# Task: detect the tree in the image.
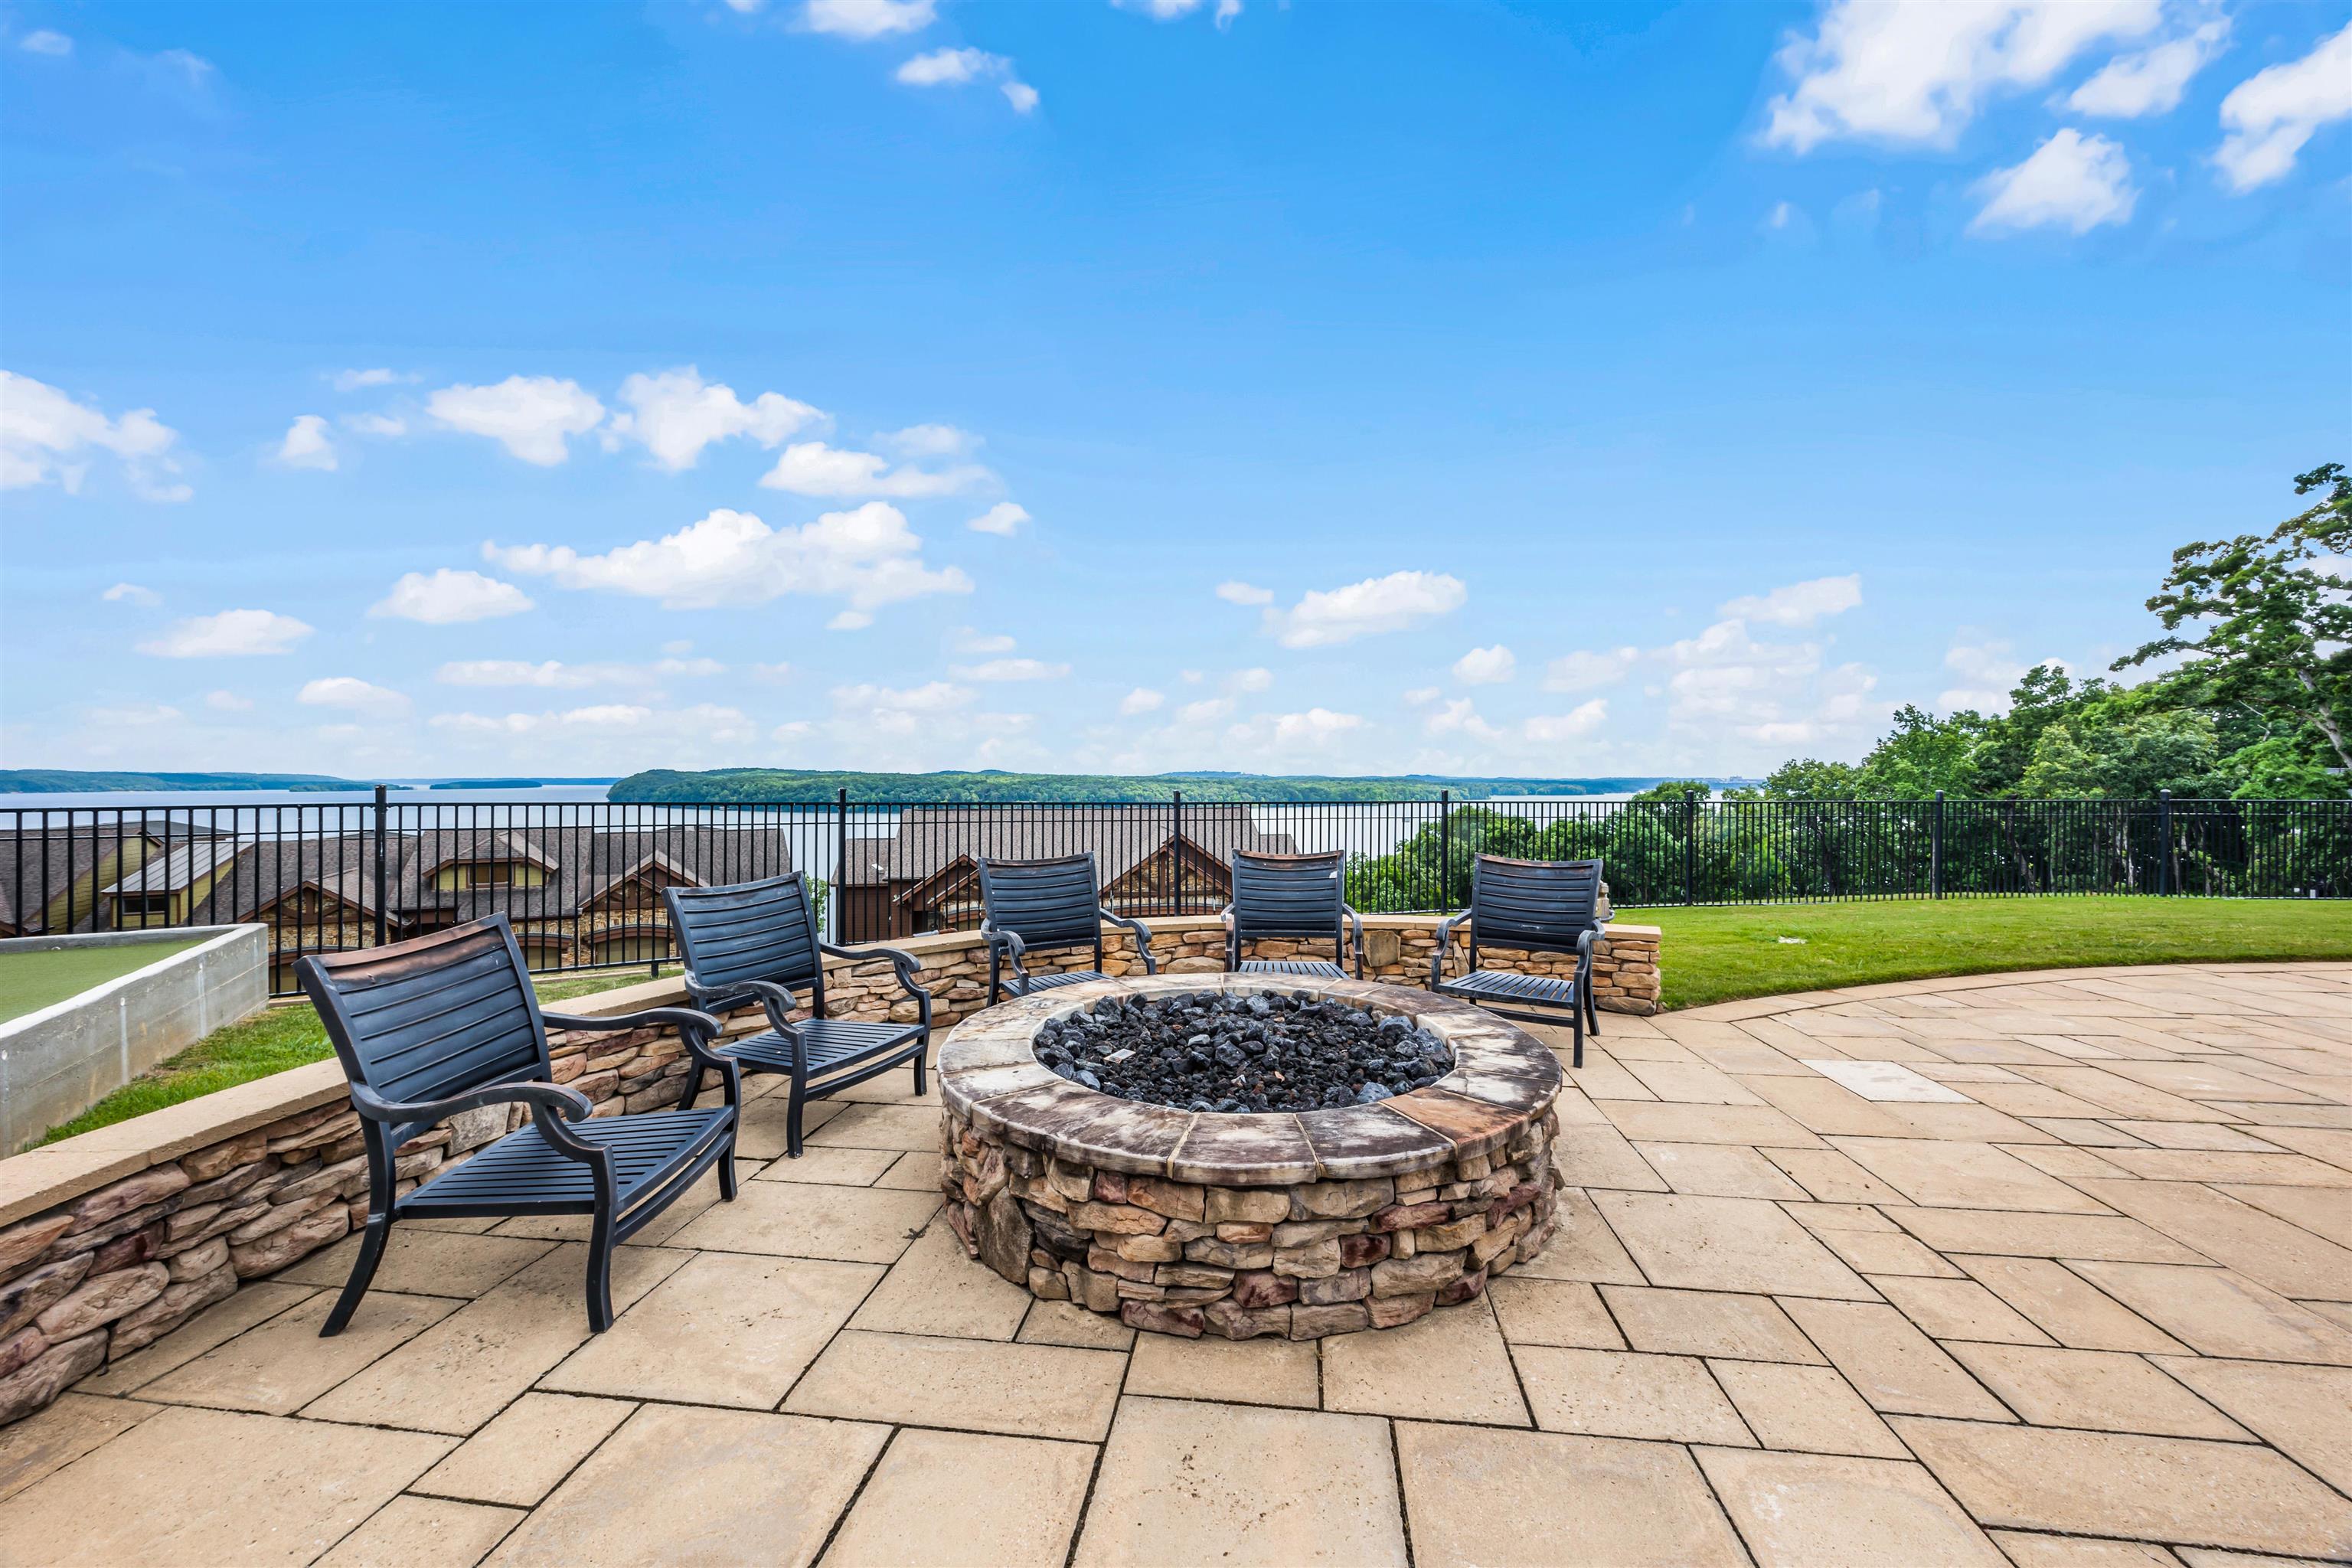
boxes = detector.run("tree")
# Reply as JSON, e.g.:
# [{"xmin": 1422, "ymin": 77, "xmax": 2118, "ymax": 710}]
[
  {"xmin": 2116, "ymin": 463, "xmax": 2352, "ymax": 776},
  {"xmin": 1758, "ymin": 758, "xmax": 1862, "ymax": 799},
  {"xmin": 2019, "ymin": 710, "xmax": 2222, "ymax": 799},
  {"xmin": 1857, "ymin": 704, "xmax": 1983, "ymax": 799}
]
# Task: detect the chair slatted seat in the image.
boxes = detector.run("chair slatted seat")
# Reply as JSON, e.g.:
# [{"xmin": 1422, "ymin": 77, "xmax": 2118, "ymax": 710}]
[
  {"xmin": 298, "ymin": 914, "xmax": 739, "ymax": 1336},
  {"xmin": 666, "ymin": 873, "xmax": 933, "ymax": 1158},
  {"xmin": 1431, "ymin": 855, "xmax": 1606, "ymax": 1067},
  {"xmin": 978, "ymin": 854, "xmax": 1156, "ymax": 1004},
  {"xmin": 1223, "ymin": 849, "xmax": 1361, "ymax": 982}
]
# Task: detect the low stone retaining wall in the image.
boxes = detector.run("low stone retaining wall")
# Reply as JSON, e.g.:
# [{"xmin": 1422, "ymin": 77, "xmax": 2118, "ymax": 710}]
[{"xmin": 0, "ymin": 913, "xmax": 1653, "ymax": 1426}]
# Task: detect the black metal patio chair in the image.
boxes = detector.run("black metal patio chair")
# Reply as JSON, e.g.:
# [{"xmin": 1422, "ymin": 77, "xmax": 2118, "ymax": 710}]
[
  {"xmin": 296, "ymin": 913, "xmax": 740, "ymax": 1336},
  {"xmin": 1430, "ymin": 854, "xmax": 1606, "ymax": 1067},
  {"xmin": 1220, "ymin": 848, "xmax": 1363, "ymax": 980},
  {"xmin": 664, "ymin": 871, "xmax": 932, "ymax": 1159},
  {"xmin": 978, "ymin": 852, "xmax": 1157, "ymax": 1004}
]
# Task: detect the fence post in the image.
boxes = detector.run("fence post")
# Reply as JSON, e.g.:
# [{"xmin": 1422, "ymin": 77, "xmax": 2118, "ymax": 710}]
[
  {"xmin": 1439, "ymin": 789, "xmax": 1452, "ymax": 910},
  {"xmin": 1932, "ymin": 790, "xmax": 1945, "ymax": 900},
  {"xmin": 1684, "ymin": 790, "xmax": 1698, "ymax": 906},
  {"xmin": 2158, "ymin": 789, "xmax": 2171, "ymax": 897},
  {"xmin": 835, "ymin": 788, "xmax": 849, "ymax": 942},
  {"xmin": 371, "ymin": 784, "xmax": 388, "ymax": 949},
  {"xmin": 1171, "ymin": 789, "xmax": 1184, "ymax": 916}
]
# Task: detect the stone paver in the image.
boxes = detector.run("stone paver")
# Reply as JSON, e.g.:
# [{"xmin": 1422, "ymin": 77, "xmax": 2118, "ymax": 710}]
[{"xmin": 11, "ymin": 962, "xmax": 2352, "ymax": 1566}]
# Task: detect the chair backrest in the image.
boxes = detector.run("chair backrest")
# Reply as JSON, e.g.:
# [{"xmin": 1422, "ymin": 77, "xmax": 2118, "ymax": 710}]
[
  {"xmin": 296, "ymin": 915, "xmax": 550, "ymax": 1144},
  {"xmin": 978, "ymin": 853, "xmax": 1103, "ymax": 956},
  {"xmin": 1469, "ymin": 854, "xmax": 1605, "ymax": 959},
  {"xmin": 1230, "ymin": 850, "xmax": 1347, "ymax": 952},
  {"xmin": 664, "ymin": 872, "xmax": 824, "ymax": 1009}
]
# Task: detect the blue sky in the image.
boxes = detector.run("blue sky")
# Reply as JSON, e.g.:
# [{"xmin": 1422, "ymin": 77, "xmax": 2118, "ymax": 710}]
[{"xmin": 3, "ymin": 0, "xmax": 2348, "ymax": 782}]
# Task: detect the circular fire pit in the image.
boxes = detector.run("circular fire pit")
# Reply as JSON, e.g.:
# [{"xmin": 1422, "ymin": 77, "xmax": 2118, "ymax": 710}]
[{"xmin": 938, "ymin": 974, "xmax": 1564, "ymax": 1341}]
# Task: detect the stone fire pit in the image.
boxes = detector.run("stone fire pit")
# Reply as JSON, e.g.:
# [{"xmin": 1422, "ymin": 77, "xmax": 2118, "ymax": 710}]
[{"xmin": 938, "ymin": 974, "xmax": 1563, "ymax": 1341}]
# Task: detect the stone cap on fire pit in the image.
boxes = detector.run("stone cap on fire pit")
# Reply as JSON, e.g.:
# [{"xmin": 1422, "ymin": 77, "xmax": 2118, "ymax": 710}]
[{"xmin": 938, "ymin": 974, "xmax": 1563, "ymax": 1185}]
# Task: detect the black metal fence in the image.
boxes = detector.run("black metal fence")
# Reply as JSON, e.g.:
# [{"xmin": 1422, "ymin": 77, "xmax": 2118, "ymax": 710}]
[{"xmin": 2, "ymin": 790, "xmax": 2341, "ymax": 996}]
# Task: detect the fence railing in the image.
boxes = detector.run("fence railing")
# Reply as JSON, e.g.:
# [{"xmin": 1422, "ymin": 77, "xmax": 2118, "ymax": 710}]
[{"xmin": 2, "ymin": 789, "xmax": 2341, "ymax": 995}]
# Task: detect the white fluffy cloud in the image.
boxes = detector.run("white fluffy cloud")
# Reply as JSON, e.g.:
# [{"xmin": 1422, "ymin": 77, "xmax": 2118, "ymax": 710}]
[
  {"xmin": 1718, "ymin": 573, "xmax": 1863, "ymax": 628},
  {"xmin": 434, "ymin": 656, "xmax": 724, "ymax": 689},
  {"xmin": 1259, "ymin": 571, "xmax": 1466, "ymax": 648},
  {"xmin": 2069, "ymin": 18, "xmax": 2229, "ymax": 117},
  {"xmin": 952, "ymin": 657, "xmax": 1071, "ymax": 681},
  {"xmin": 1453, "ymin": 645, "xmax": 1515, "ymax": 685},
  {"xmin": 369, "ymin": 568, "xmax": 535, "ymax": 625},
  {"xmin": 426, "ymin": 375, "xmax": 605, "ymax": 465},
  {"xmin": 1216, "ymin": 581, "xmax": 1274, "ymax": 606},
  {"xmin": 102, "ymin": 583, "xmax": 162, "ymax": 607},
  {"xmin": 343, "ymin": 412, "xmax": 408, "ymax": 438},
  {"xmin": 1762, "ymin": 0, "xmax": 2160, "ymax": 151},
  {"xmin": 1524, "ymin": 700, "xmax": 1610, "ymax": 745},
  {"xmin": 602, "ymin": 366, "xmax": 822, "ymax": 471},
  {"xmin": 1544, "ymin": 647, "xmax": 1638, "ymax": 692},
  {"xmin": 894, "ymin": 47, "xmax": 1038, "ymax": 111},
  {"xmin": 1120, "ymin": 688, "xmax": 1165, "ymax": 715},
  {"xmin": 299, "ymin": 677, "xmax": 410, "ymax": 716},
  {"xmin": 880, "ymin": 423, "xmax": 978, "ymax": 458},
  {"xmin": 18, "ymin": 31, "xmax": 70, "ymax": 55},
  {"xmin": 759, "ymin": 440, "xmax": 992, "ymax": 498},
  {"xmin": 1226, "ymin": 707, "xmax": 1366, "ymax": 753},
  {"xmin": 430, "ymin": 701, "xmax": 763, "ymax": 771},
  {"xmin": 1426, "ymin": 698, "xmax": 1504, "ymax": 743},
  {"xmin": 2215, "ymin": 20, "xmax": 2352, "ymax": 191},
  {"xmin": 487, "ymin": 503, "xmax": 972, "ymax": 619},
  {"xmin": 137, "ymin": 609, "xmax": 314, "ymax": 658},
  {"xmin": 1971, "ymin": 129, "xmax": 2137, "ymax": 234},
  {"xmin": 332, "ymin": 368, "xmax": 407, "ymax": 391},
  {"xmin": 205, "ymin": 690, "xmax": 253, "ymax": 711},
  {"xmin": 1, "ymin": 371, "xmax": 190, "ymax": 500},
  {"xmin": 803, "ymin": 0, "xmax": 935, "ymax": 38},
  {"xmin": 1115, "ymin": 0, "xmax": 1240, "ymax": 22},
  {"xmin": 278, "ymin": 414, "xmax": 337, "ymax": 471},
  {"xmin": 968, "ymin": 501, "xmax": 1029, "ymax": 535}
]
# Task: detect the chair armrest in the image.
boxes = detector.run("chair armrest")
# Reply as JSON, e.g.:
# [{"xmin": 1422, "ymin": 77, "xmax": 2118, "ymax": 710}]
[
  {"xmin": 1102, "ymin": 909, "xmax": 1156, "ymax": 974},
  {"xmin": 821, "ymin": 941, "xmax": 934, "ymax": 1034},
  {"xmin": 980, "ymin": 923, "xmax": 1031, "ymax": 984},
  {"xmin": 1429, "ymin": 913, "xmax": 1468, "ymax": 986},
  {"xmin": 348, "ymin": 1078, "xmax": 592, "ymax": 1129},
  {"xmin": 1342, "ymin": 903, "xmax": 1366, "ymax": 978},
  {"xmin": 541, "ymin": 1005, "xmax": 740, "ymax": 1102}
]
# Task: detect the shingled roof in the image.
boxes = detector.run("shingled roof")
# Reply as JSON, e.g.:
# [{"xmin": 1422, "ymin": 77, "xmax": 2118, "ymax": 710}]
[{"xmin": 838, "ymin": 804, "xmax": 1294, "ymax": 889}]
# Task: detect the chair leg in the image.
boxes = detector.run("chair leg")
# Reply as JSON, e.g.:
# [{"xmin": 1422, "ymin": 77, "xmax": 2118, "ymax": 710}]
[
  {"xmin": 1587, "ymin": 986, "xmax": 1602, "ymax": 1037},
  {"xmin": 717, "ymin": 1147, "xmax": 739, "ymax": 1201},
  {"xmin": 321, "ymin": 1210, "xmax": 392, "ymax": 1338},
  {"xmin": 786, "ymin": 1081, "xmax": 806, "ymax": 1159},
  {"xmin": 911, "ymin": 1042, "xmax": 928, "ymax": 1097},
  {"xmin": 585, "ymin": 1210, "xmax": 617, "ymax": 1332},
  {"xmin": 1570, "ymin": 1004, "xmax": 1586, "ymax": 1070}
]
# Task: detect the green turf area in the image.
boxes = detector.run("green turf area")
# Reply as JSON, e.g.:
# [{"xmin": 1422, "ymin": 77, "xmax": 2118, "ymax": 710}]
[
  {"xmin": 1636, "ymin": 897, "xmax": 2352, "ymax": 1011},
  {"xmin": 0, "ymin": 938, "xmax": 207, "ymax": 1024},
  {"xmin": 36, "ymin": 965, "xmax": 680, "ymax": 1145}
]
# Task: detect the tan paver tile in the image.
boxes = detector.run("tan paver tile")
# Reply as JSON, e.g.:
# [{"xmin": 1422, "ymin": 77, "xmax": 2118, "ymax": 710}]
[
  {"xmin": 2216, "ymin": 1182, "xmax": 2352, "ymax": 1248},
  {"xmin": 1784, "ymin": 1200, "xmax": 1901, "ymax": 1233},
  {"xmin": 1018, "ymin": 1299, "xmax": 1135, "ymax": 1349},
  {"xmin": 1870, "ymin": 1276, "xmax": 2056, "ymax": 1344},
  {"xmin": 1553, "ymin": 1122, "xmax": 1671, "ymax": 1191},
  {"xmin": 1746, "ymin": 1074, "xmax": 1919, "ymax": 1137},
  {"xmin": 138, "ymin": 1288, "xmax": 459, "ymax": 1416},
  {"xmin": 1877, "ymin": 1103, "xmax": 2064, "ymax": 1145},
  {"xmin": 1695, "ymin": 1446, "xmax": 2008, "ymax": 1568},
  {"xmin": 1817, "ymin": 1229, "xmax": 1967, "ymax": 1277},
  {"xmin": 1888, "ymin": 1208, "xmax": 2207, "ymax": 1264},
  {"xmin": 874, "ymin": 1149, "xmax": 949, "ymax": 1190},
  {"xmin": 1562, "ymin": 1047, "xmax": 1661, "ymax": 1101},
  {"xmin": 1488, "ymin": 1277, "xmax": 1625, "ymax": 1348},
  {"xmin": 1511, "ymin": 1346, "xmax": 1753, "ymax": 1444},
  {"xmin": 1396, "ymin": 1422, "xmax": 1748, "ymax": 1568},
  {"xmin": 1961, "ymin": 1083, "xmax": 2115, "ymax": 1119},
  {"xmin": 315, "ymin": 1495, "xmax": 522, "ymax": 1568},
  {"xmin": 0, "ymin": 1392, "xmax": 160, "ymax": 1504},
  {"xmin": 2108, "ymin": 1121, "xmax": 2285, "ymax": 1152},
  {"xmin": 1942, "ymin": 1343, "xmax": 2246, "ymax": 1439},
  {"xmin": 1708, "ymin": 1359, "xmax": 1908, "ymax": 1458},
  {"xmin": 485, "ymin": 1404, "xmax": 886, "ymax": 1568},
  {"xmin": 667, "ymin": 1180, "xmax": 941, "ymax": 1264},
  {"xmin": 1778, "ymin": 1299, "xmax": 2014, "ymax": 1420},
  {"xmin": 1073, "ymin": 1396, "xmax": 1406, "ymax": 1568},
  {"xmin": 2174, "ymin": 1551, "xmax": 2340, "ymax": 1568},
  {"xmin": 1987, "ymin": 1530, "xmax": 2182, "ymax": 1566},
  {"xmin": 2101, "ymin": 1150, "xmax": 2352, "ymax": 1187},
  {"xmin": 1591, "ymin": 1191, "xmax": 1877, "ymax": 1299},
  {"xmin": 2004, "ymin": 1143, "xmax": 2137, "ymax": 1182},
  {"xmin": 0, "ymin": 1405, "xmax": 452, "ymax": 1568},
  {"xmin": 2151, "ymin": 1357, "xmax": 2352, "ymax": 1494},
  {"xmin": 1323, "ymin": 1299, "xmax": 1529, "ymax": 1426},
  {"xmin": 74, "ymin": 1279, "xmax": 314, "ymax": 1395},
  {"xmin": 1593, "ymin": 1100, "xmax": 1824, "ymax": 1147},
  {"xmin": 846, "ymin": 1220, "xmax": 1031, "ymax": 1340},
  {"xmin": 2072, "ymin": 1180, "xmax": 2352, "ymax": 1299},
  {"xmin": 279, "ymin": 1230, "xmax": 556, "ymax": 1298},
  {"xmin": 1622, "ymin": 1059, "xmax": 1766, "ymax": 1105},
  {"xmin": 1505, "ymin": 1187, "xmax": 1646, "ymax": 1285},
  {"xmin": 1760, "ymin": 1147, "xmax": 1910, "ymax": 1204},
  {"xmin": 804, "ymin": 1102, "xmax": 944, "ymax": 1151},
  {"xmin": 2244, "ymin": 1123, "xmax": 2352, "ymax": 1171},
  {"xmin": 541, "ymin": 1251, "xmax": 877, "ymax": 1407},
  {"xmin": 1125, "ymin": 1331, "xmax": 1319, "ymax": 1407},
  {"xmin": 1600, "ymin": 1285, "xmax": 1825, "ymax": 1362},
  {"xmin": 787, "ymin": 1328, "xmax": 1125, "ymax": 1441},
  {"xmin": 301, "ymin": 1243, "xmax": 689, "ymax": 1435},
  {"xmin": 1827, "ymin": 1137, "xmax": 2110, "ymax": 1214},
  {"xmin": 2099, "ymin": 1060, "xmax": 2326, "ymax": 1103},
  {"xmin": 749, "ymin": 1145, "xmax": 900, "ymax": 1185},
  {"xmin": 415, "ymin": 1391, "xmax": 636, "ymax": 1508},
  {"xmin": 1893, "ymin": 1415, "xmax": 2352, "ymax": 1559},
  {"xmin": 1952, "ymin": 1256, "xmax": 2188, "ymax": 1353},
  {"xmin": 2013, "ymin": 1067, "xmax": 2218, "ymax": 1122},
  {"xmin": 2027, "ymin": 1119, "xmax": 2158, "ymax": 1148},
  {"xmin": 822, "ymin": 1429, "xmax": 1093, "ymax": 1568},
  {"xmin": 1632, "ymin": 1141, "xmax": 1808, "ymax": 1199},
  {"xmin": 2066, "ymin": 1263, "xmax": 2352, "ymax": 1365}
]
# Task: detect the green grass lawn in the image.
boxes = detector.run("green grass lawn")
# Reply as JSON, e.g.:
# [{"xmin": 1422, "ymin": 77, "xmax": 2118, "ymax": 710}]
[
  {"xmin": 36, "ymin": 965, "xmax": 678, "ymax": 1145},
  {"xmin": 1637, "ymin": 897, "xmax": 2352, "ymax": 1010},
  {"xmin": 0, "ymin": 938, "xmax": 207, "ymax": 1024}
]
